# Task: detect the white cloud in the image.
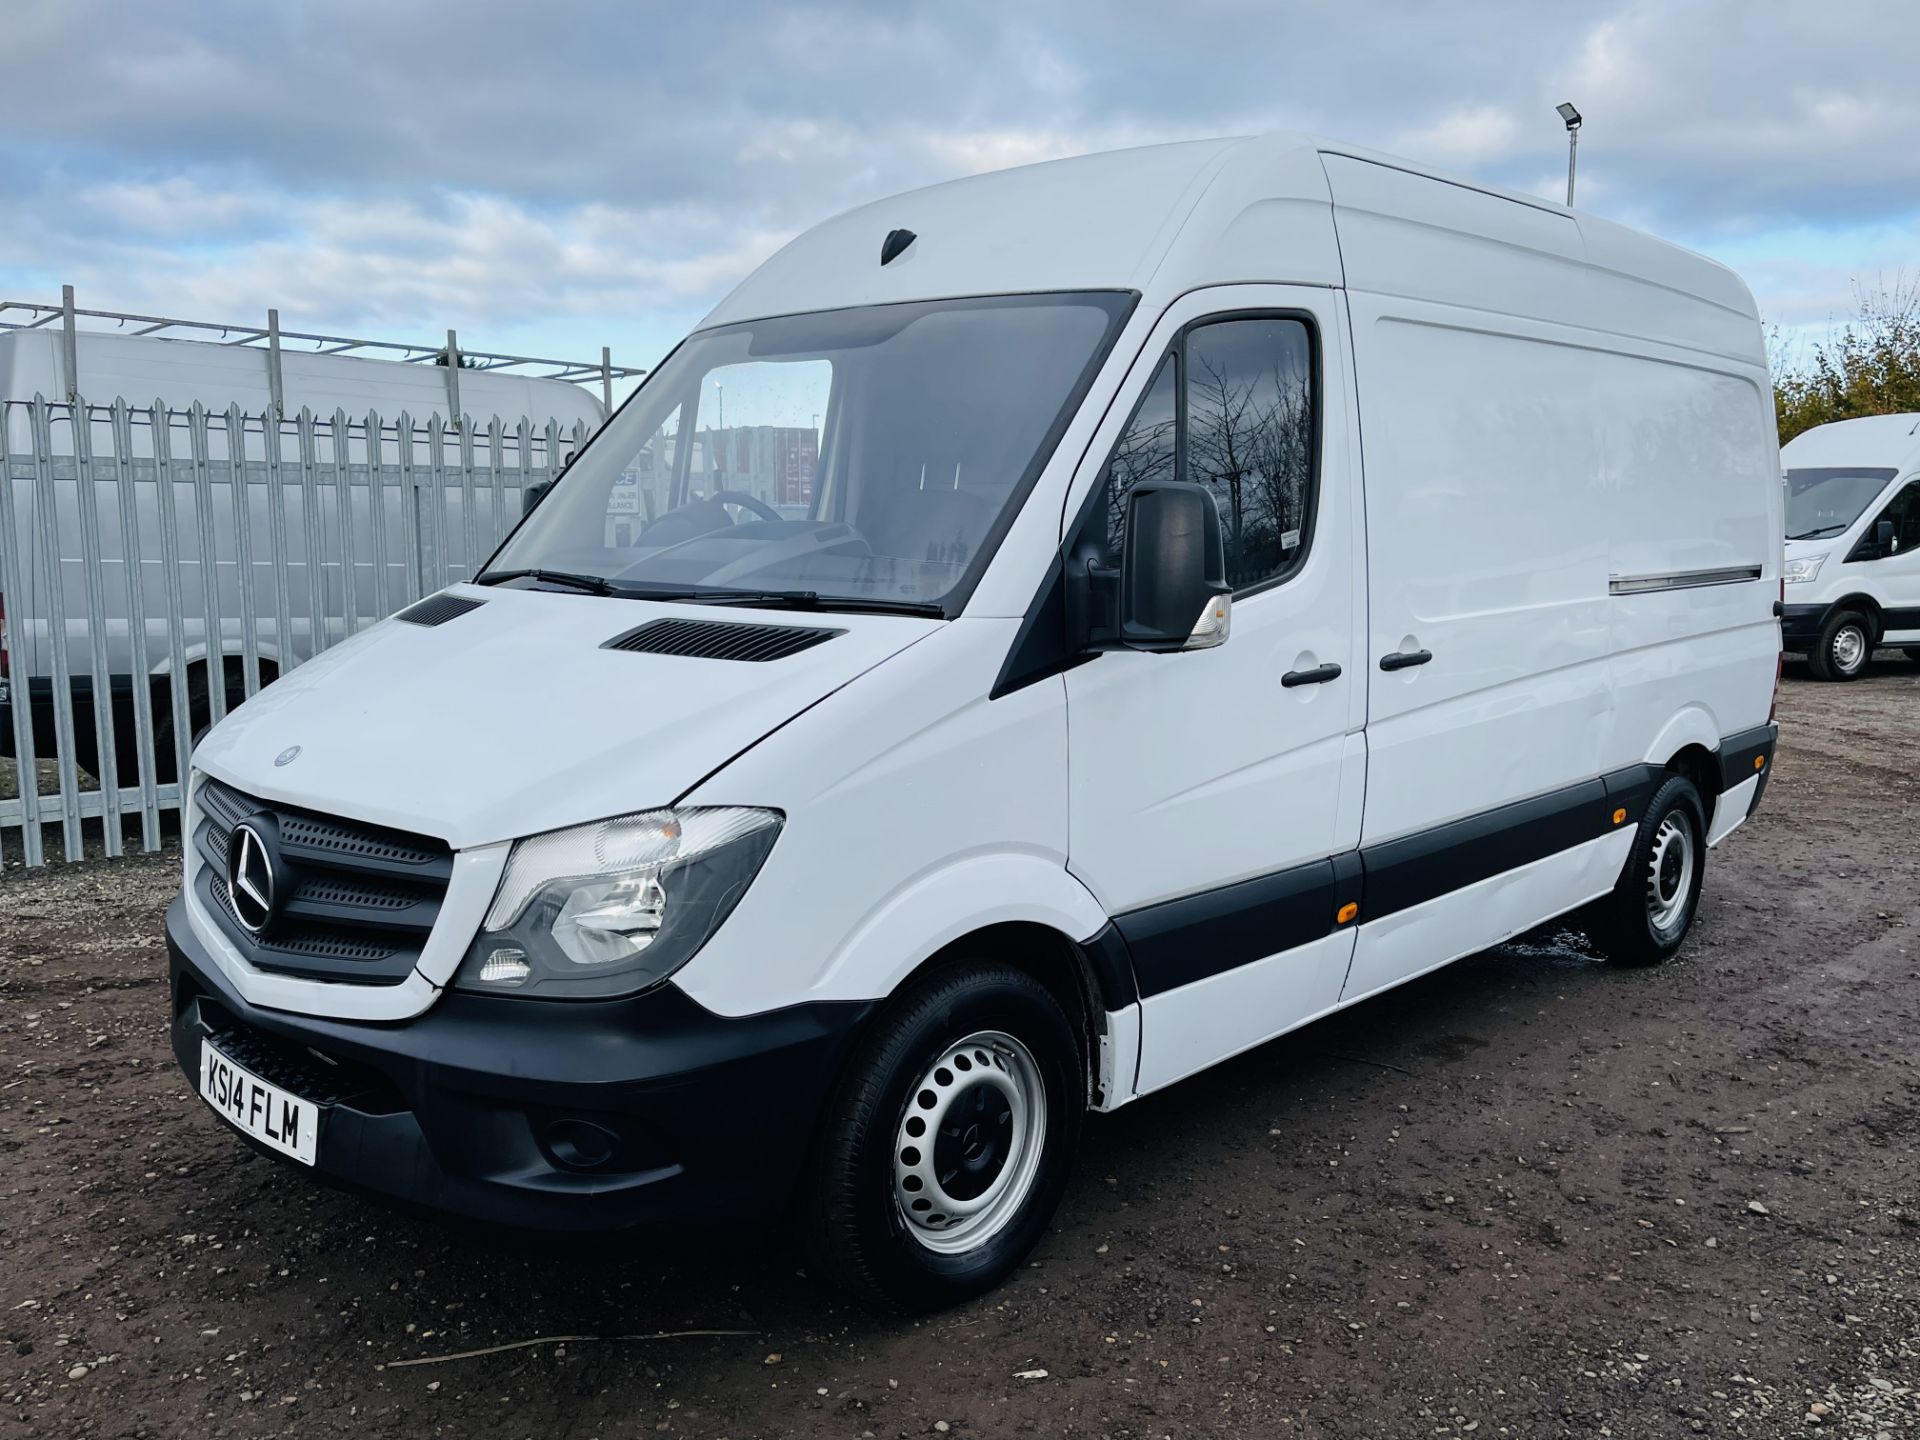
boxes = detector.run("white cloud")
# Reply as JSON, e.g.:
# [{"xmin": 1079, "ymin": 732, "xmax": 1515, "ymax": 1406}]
[
  {"xmin": 2, "ymin": 0, "xmax": 1916, "ymax": 367},
  {"xmin": 1387, "ymin": 105, "xmax": 1522, "ymax": 169},
  {"xmin": 7, "ymin": 185, "xmax": 793, "ymax": 348},
  {"xmin": 78, "ymin": 175, "xmax": 283, "ymax": 238}
]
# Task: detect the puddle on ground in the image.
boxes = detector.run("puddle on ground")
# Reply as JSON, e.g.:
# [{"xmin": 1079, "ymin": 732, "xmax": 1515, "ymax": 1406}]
[{"xmin": 1491, "ymin": 924, "xmax": 1606, "ymax": 967}]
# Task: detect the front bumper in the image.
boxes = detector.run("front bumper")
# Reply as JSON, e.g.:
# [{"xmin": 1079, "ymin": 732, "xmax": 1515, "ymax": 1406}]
[
  {"xmin": 167, "ymin": 897, "xmax": 871, "ymax": 1233},
  {"xmin": 1779, "ymin": 603, "xmax": 1826, "ymax": 651}
]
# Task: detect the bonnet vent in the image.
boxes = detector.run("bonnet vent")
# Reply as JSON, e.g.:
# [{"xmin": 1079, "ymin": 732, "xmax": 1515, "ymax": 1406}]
[
  {"xmin": 603, "ymin": 617, "xmax": 844, "ymax": 663},
  {"xmin": 395, "ymin": 593, "xmax": 486, "ymax": 627}
]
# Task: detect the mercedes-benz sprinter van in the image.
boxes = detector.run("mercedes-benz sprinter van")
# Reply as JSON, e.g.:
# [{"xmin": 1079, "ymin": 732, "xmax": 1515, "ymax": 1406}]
[
  {"xmin": 1779, "ymin": 413, "xmax": 1920, "ymax": 679},
  {"xmin": 165, "ymin": 134, "xmax": 1783, "ymax": 1311}
]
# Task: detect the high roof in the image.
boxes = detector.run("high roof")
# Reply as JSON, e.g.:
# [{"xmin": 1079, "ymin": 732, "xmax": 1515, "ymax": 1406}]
[
  {"xmin": 1780, "ymin": 413, "xmax": 1920, "ymax": 471},
  {"xmin": 700, "ymin": 132, "xmax": 1764, "ymax": 367}
]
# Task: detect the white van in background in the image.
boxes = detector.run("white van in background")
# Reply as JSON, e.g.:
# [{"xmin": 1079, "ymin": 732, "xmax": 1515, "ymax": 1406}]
[
  {"xmin": 1779, "ymin": 414, "xmax": 1920, "ymax": 679},
  {"xmin": 0, "ymin": 308, "xmax": 619, "ymax": 784},
  {"xmin": 165, "ymin": 134, "xmax": 1783, "ymax": 1312}
]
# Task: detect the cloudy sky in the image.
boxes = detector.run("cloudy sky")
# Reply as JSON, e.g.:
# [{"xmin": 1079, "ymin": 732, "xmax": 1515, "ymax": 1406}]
[{"xmin": 3, "ymin": 0, "xmax": 1914, "ymax": 389}]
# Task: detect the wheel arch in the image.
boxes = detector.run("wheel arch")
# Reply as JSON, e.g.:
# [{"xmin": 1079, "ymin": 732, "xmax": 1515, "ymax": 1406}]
[
  {"xmin": 790, "ymin": 854, "xmax": 1137, "ymax": 1108},
  {"xmin": 1826, "ymin": 594, "xmax": 1883, "ymax": 639},
  {"xmin": 143, "ymin": 654, "xmax": 279, "ymax": 751},
  {"xmin": 1662, "ymin": 741, "xmax": 1720, "ymax": 830},
  {"xmin": 885, "ymin": 920, "xmax": 1129, "ymax": 1094},
  {"xmin": 1641, "ymin": 708, "xmax": 1726, "ymax": 828}
]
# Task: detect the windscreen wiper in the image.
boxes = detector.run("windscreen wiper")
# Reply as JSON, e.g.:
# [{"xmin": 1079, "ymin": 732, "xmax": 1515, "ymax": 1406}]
[
  {"xmin": 691, "ymin": 589, "xmax": 948, "ymax": 618},
  {"xmin": 1785, "ymin": 527, "xmax": 1842, "ymax": 541},
  {"xmin": 476, "ymin": 568, "xmax": 625, "ymax": 596}
]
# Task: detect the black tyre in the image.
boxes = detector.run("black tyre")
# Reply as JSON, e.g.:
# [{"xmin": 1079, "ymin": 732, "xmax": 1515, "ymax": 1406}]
[
  {"xmin": 803, "ymin": 962, "xmax": 1082, "ymax": 1313},
  {"xmin": 1589, "ymin": 774, "xmax": 1708, "ymax": 967},
  {"xmin": 1807, "ymin": 609, "xmax": 1872, "ymax": 681},
  {"xmin": 1904, "ymin": 647, "xmax": 1920, "ymax": 665}
]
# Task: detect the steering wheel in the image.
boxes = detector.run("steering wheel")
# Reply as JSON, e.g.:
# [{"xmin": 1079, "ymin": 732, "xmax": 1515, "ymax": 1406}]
[{"xmin": 708, "ymin": 489, "xmax": 783, "ymax": 524}]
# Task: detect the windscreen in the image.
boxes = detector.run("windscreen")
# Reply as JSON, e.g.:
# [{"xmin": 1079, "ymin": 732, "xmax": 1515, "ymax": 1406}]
[
  {"xmin": 488, "ymin": 292, "xmax": 1133, "ymax": 614},
  {"xmin": 1786, "ymin": 467, "xmax": 1897, "ymax": 540}
]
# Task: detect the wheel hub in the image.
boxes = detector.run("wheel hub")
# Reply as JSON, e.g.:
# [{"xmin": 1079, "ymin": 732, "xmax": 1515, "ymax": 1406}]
[
  {"xmin": 933, "ymin": 1085, "xmax": 1013, "ymax": 1200},
  {"xmin": 1644, "ymin": 812, "xmax": 1696, "ymax": 933},
  {"xmin": 1834, "ymin": 626, "xmax": 1866, "ymax": 671},
  {"xmin": 892, "ymin": 1031, "xmax": 1047, "ymax": 1254}
]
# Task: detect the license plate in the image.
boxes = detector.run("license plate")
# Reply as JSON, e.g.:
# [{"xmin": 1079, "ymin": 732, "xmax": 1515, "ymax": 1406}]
[{"xmin": 198, "ymin": 1038, "xmax": 319, "ymax": 1166}]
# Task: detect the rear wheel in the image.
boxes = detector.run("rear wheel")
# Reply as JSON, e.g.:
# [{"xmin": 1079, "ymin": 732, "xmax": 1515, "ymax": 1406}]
[
  {"xmin": 1904, "ymin": 647, "xmax": 1920, "ymax": 665},
  {"xmin": 803, "ymin": 961, "xmax": 1082, "ymax": 1313},
  {"xmin": 1808, "ymin": 609, "xmax": 1872, "ymax": 681},
  {"xmin": 1588, "ymin": 774, "xmax": 1708, "ymax": 967}
]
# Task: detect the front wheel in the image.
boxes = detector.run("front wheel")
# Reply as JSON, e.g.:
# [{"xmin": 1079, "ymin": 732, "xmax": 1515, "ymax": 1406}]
[
  {"xmin": 802, "ymin": 962, "xmax": 1082, "ymax": 1312},
  {"xmin": 1588, "ymin": 773, "xmax": 1708, "ymax": 967},
  {"xmin": 1904, "ymin": 647, "xmax": 1920, "ymax": 666},
  {"xmin": 1808, "ymin": 609, "xmax": 1873, "ymax": 681}
]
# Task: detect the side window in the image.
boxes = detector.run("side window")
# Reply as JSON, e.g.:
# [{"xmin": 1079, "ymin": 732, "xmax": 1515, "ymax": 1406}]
[
  {"xmin": 1085, "ymin": 315, "xmax": 1318, "ymax": 593},
  {"xmin": 1875, "ymin": 480, "xmax": 1920, "ymax": 555}
]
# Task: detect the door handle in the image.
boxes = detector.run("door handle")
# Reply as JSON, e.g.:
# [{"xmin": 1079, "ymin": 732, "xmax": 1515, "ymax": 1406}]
[
  {"xmin": 1281, "ymin": 663, "xmax": 1343, "ymax": 688},
  {"xmin": 1379, "ymin": 649, "xmax": 1433, "ymax": 672}
]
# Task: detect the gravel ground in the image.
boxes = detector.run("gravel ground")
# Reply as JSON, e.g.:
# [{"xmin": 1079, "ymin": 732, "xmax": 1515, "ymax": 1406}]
[{"xmin": 2, "ymin": 662, "xmax": 1917, "ymax": 1439}]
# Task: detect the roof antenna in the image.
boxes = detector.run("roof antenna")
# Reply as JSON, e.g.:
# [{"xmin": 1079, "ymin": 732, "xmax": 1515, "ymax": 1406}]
[{"xmin": 881, "ymin": 228, "xmax": 917, "ymax": 266}]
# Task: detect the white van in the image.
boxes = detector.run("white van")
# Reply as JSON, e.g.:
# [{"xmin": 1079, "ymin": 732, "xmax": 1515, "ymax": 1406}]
[
  {"xmin": 164, "ymin": 135, "xmax": 1783, "ymax": 1311},
  {"xmin": 1779, "ymin": 414, "xmax": 1920, "ymax": 678}
]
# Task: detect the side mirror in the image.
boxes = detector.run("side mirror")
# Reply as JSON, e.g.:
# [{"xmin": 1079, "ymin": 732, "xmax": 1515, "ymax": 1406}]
[
  {"xmin": 522, "ymin": 479, "xmax": 555, "ymax": 516},
  {"xmin": 1877, "ymin": 518, "xmax": 1897, "ymax": 556},
  {"xmin": 1118, "ymin": 481, "xmax": 1232, "ymax": 652}
]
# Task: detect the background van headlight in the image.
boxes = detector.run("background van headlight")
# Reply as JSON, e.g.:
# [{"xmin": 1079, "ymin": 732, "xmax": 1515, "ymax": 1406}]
[
  {"xmin": 1783, "ymin": 553, "xmax": 1828, "ymax": 584},
  {"xmin": 456, "ymin": 808, "xmax": 781, "ymax": 998}
]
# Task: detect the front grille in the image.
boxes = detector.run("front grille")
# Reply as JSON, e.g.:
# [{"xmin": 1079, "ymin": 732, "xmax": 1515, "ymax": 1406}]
[
  {"xmin": 193, "ymin": 776, "xmax": 451, "ymax": 986},
  {"xmin": 193, "ymin": 992, "xmax": 405, "ymax": 1113}
]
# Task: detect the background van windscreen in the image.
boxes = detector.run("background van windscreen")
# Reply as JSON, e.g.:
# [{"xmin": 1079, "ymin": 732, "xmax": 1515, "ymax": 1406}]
[{"xmin": 1786, "ymin": 467, "xmax": 1897, "ymax": 540}]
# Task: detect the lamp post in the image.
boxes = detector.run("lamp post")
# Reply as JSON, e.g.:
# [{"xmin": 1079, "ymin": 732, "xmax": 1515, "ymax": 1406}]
[{"xmin": 1556, "ymin": 102, "xmax": 1582, "ymax": 207}]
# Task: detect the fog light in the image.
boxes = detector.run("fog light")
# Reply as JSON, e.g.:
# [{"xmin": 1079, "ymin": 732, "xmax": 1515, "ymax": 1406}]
[
  {"xmin": 545, "ymin": 1118, "xmax": 620, "ymax": 1171},
  {"xmin": 477, "ymin": 946, "xmax": 531, "ymax": 986}
]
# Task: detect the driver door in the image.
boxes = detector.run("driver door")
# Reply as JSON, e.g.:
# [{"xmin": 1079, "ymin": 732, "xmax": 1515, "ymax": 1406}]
[
  {"xmin": 1859, "ymin": 477, "xmax": 1920, "ymax": 638},
  {"xmin": 1061, "ymin": 286, "xmax": 1366, "ymax": 1094}
]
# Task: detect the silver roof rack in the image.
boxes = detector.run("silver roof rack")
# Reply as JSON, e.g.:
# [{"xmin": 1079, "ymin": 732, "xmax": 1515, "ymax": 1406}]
[{"xmin": 1, "ymin": 285, "xmax": 645, "ymax": 410}]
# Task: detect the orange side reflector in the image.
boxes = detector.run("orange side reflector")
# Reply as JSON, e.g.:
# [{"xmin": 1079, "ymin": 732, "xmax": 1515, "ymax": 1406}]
[
  {"xmin": 1336, "ymin": 902, "xmax": 1359, "ymax": 925},
  {"xmin": 1754, "ymin": 755, "xmax": 1766, "ymax": 770},
  {"xmin": 1612, "ymin": 807, "xmax": 1627, "ymax": 825}
]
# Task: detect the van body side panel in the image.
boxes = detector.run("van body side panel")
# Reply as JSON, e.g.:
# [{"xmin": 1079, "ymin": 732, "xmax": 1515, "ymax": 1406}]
[
  {"xmin": 1343, "ymin": 317, "xmax": 1775, "ymax": 847},
  {"xmin": 1342, "ymin": 830, "xmax": 1634, "ymax": 1003},
  {"xmin": 1133, "ymin": 930, "xmax": 1357, "ymax": 1093},
  {"xmin": 1346, "ymin": 301, "xmax": 1614, "ymax": 846},
  {"xmin": 1330, "ymin": 155, "xmax": 1777, "ymax": 999}
]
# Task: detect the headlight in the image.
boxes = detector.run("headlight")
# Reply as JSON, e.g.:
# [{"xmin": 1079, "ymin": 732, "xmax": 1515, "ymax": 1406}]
[
  {"xmin": 1783, "ymin": 553, "xmax": 1827, "ymax": 584},
  {"xmin": 456, "ymin": 807, "xmax": 781, "ymax": 998}
]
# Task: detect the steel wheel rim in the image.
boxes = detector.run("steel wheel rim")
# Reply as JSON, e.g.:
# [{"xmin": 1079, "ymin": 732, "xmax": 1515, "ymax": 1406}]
[
  {"xmin": 1833, "ymin": 625, "xmax": 1867, "ymax": 672},
  {"xmin": 892, "ymin": 1030, "xmax": 1047, "ymax": 1254},
  {"xmin": 1645, "ymin": 812, "xmax": 1696, "ymax": 933}
]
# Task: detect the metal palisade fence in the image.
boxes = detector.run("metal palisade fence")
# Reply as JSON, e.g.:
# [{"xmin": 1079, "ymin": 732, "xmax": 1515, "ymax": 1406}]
[{"xmin": 0, "ymin": 395, "xmax": 591, "ymax": 868}]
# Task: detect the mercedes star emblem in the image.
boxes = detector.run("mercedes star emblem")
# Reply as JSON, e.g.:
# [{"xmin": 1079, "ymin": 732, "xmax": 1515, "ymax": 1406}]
[{"xmin": 226, "ymin": 820, "xmax": 278, "ymax": 934}]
